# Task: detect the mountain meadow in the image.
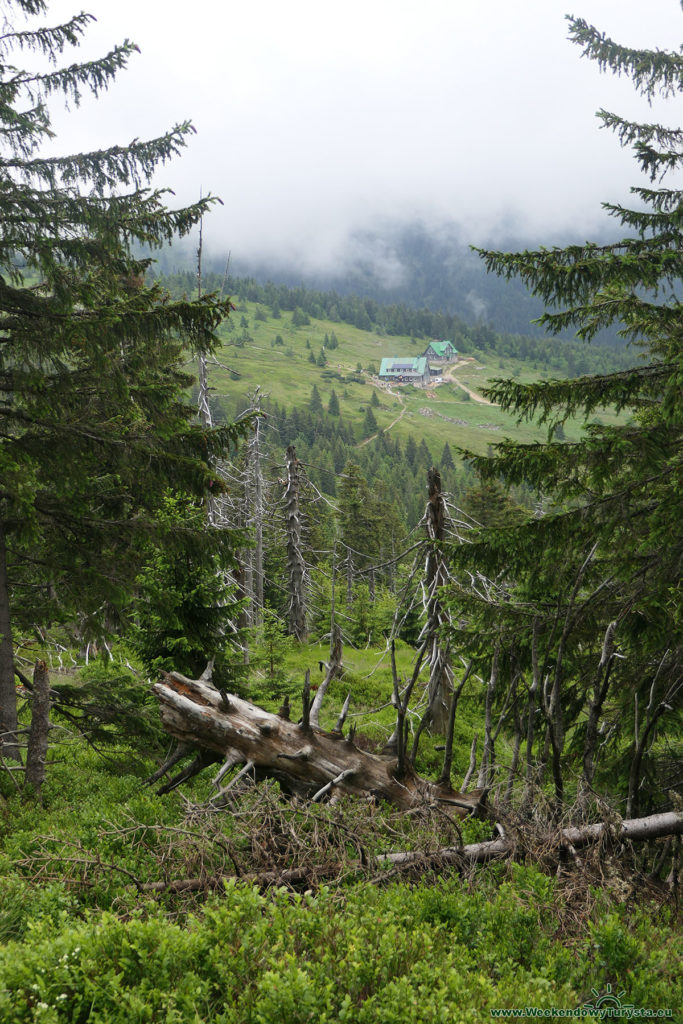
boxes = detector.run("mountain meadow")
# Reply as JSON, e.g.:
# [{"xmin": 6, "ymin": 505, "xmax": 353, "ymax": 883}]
[{"xmin": 1, "ymin": 2, "xmax": 681, "ymax": 1023}]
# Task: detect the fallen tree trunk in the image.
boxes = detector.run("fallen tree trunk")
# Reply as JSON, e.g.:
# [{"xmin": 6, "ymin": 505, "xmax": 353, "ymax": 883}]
[
  {"xmin": 153, "ymin": 670, "xmax": 486, "ymax": 815},
  {"xmin": 376, "ymin": 809, "xmax": 683, "ymax": 867},
  {"xmin": 139, "ymin": 809, "xmax": 683, "ymax": 894}
]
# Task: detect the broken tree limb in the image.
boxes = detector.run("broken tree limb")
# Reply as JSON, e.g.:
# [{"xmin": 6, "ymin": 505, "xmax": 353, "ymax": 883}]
[
  {"xmin": 156, "ymin": 748, "xmax": 220, "ymax": 796},
  {"xmin": 145, "ymin": 742, "xmax": 192, "ymax": 786},
  {"xmin": 385, "ymin": 637, "xmax": 428, "ymax": 767},
  {"xmin": 211, "ymin": 760, "xmax": 255, "ymax": 803},
  {"xmin": 310, "ymin": 623, "xmax": 343, "ymax": 728},
  {"xmin": 311, "ymin": 768, "xmax": 356, "ymax": 803},
  {"xmin": 153, "ymin": 670, "xmax": 486, "ymax": 815},
  {"xmin": 388, "ymin": 640, "xmax": 407, "ymax": 776},
  {"xmin": 438, "ymin": 660, "xmax": 473, "ymax": 788},
  {"xmin": 301, "ymin": 669, "xmax": 311, "ymax": 730},
  {"xmin": 559, "ymin": 810, "xmax": 683, "ymax": 848},
  {"xmin": 461, "ymin": 733, "xmax": 478, "ymax": 792},
  {"xmin": 333, "ymin": 693, "xmax": 351, "ymax": 734},
  {"xmin": 211, "ymin": 750, "xmax": 243, "ymax": 788}
]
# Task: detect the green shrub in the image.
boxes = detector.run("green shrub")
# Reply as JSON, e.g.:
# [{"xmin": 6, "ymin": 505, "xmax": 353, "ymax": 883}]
[
  {"xmin": 0, "ymin": 875, "xmax": 680, "ymax": 1023},
  {"xmin": 52, "ymin": 658, "xmax": 165, "ymax": 752}
]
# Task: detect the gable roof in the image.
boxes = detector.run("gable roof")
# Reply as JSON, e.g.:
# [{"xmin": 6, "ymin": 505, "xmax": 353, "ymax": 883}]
[
  {"xmin": 425, "ymin": 340, "xmax": 456, "ymax": 358},
  {"xmin": 379, "ymin": 357, "xmax": 428, "ymax": 376}
]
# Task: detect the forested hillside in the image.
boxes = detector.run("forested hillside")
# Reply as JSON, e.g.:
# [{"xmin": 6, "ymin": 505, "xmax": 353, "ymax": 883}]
[
  {"xmin": 160, "ymin": 266, "xmax": 636, "ymax": 355},
  {"xmin": 154, "ymin": 274, "xmax": 635, "ymax": 528},
  {"xmin": 159, "ymin": 220, "xmax": 629, "ymax": 345},
  {"xmin": 0, "ymin": 2, "xmax": 681, "ymax": 1022}
]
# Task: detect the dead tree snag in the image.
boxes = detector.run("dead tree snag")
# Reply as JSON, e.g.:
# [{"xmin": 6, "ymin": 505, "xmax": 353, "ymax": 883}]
[
  {"xmin": 25, "ymin": 659, "xmax": 50, "ymax": 797},
  {"xmin": 284, "ymin": 445, "xmax": 307, "ymax": 642},
  {"xmin": 423, "ymin": 467, "xmax": 453, "ymax": 732}
]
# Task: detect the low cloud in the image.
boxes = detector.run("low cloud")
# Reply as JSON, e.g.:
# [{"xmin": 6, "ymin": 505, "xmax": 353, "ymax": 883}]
[
  {"xmin": 38, "ymin": 0, "xmax": 682, "ymax": 273},
  {"xmin": 464, "ymin": 291, "xmax": 488, "ymax": 321}
]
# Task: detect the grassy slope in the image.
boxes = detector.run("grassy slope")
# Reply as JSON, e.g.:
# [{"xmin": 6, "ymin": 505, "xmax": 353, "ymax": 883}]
[{"xmin": 210, "ymin": 302, "xmax": 625, "ymax": 457}]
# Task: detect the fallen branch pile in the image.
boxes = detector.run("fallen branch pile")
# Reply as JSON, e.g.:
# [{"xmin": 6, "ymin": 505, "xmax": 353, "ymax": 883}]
[
  {"xmin": 16, "ymin": 800, "xmax": 682, "ymax": 900},
  {"xmin": 149, "ymin": 668, "xmax": 682, "ymax": 900},
  {"xmin": 136, "ymin": 809, "xmax": 683, "ymax": 894}
]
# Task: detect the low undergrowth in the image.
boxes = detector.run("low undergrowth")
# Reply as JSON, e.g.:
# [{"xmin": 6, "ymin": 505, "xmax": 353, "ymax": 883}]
[
  {"xmin": 0, "ymin": 735, "xmax": 680, "ymax": 1023},
  {"xmin": 1, "ymin": 649, "xmax": 680, "ymax": 1023},
  {"xmin": 0, "ymin": 871, "xmax": 679, "ymax": 1023}
]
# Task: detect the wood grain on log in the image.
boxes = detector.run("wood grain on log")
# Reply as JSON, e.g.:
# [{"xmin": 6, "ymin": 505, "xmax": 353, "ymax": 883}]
[{"xmin": 153, "ymin": 671, "xmax": 485, "ymax": 815}]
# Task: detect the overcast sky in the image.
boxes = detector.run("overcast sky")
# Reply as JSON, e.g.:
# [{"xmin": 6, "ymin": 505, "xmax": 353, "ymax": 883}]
[{"xmin": 30, "ymin": 0, "xmax": 683, "ymax": 270}]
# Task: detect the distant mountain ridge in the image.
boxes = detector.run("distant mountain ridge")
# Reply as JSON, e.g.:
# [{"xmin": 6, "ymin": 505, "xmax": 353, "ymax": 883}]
[{"xmin": 206, "ymin": 220, "xmax": 625, "ymax": 348}]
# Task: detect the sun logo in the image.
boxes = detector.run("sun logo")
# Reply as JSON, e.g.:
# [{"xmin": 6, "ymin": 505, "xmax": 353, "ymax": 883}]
[{"xmin": 582, "ymin": 984, "xmax": 635, "ymax": 1013}]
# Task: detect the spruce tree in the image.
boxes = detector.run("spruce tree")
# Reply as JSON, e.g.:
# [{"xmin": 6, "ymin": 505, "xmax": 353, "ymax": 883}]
[
  {"xmin": 417, "ymin": 438, "xmax": 432, "ymax": 467},
  {"xmin": 0, "ymin": 1, "xmax": 245, "ymax": 758},
  {"xmin": 309, "ymin": 384, "xmax": 323, "ymax": 413},
  {"xmin": 440, "ymin": 441, "xmax": 455, "ymax": 471},
  {"xmin": 461, "ymin": 479, "xmax": 528, "ymax": 532},
  {"xmin": 327, "ymin": 389, "xmax": 340, "ymax": 416},
  {"xmin": 404, "ymin": 434, "xmax": 418, "ymax": 468},
  {"xmin": 338, "ymin": 463, "xmax": 380, "ymax": 572},
  {"xmin": 449, "ymin": 13, "xmax": 683, "ymax": 808},
  {"xmin": 362, "ymin": 406, "xmax": 378, "ymax": 438}
]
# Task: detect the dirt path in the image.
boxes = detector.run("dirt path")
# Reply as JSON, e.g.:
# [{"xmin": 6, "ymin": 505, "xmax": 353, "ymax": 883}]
[
  {"xmin": 355, "ymin": 360, "xmax": 493, "ymax": 448},
  {"xmin": 356, "ymin": 391, "xmax": 407, "ymax": 447},
  {"xmin": 442, "ymin": 363, "xmax": 494, "ymax": 406}
]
